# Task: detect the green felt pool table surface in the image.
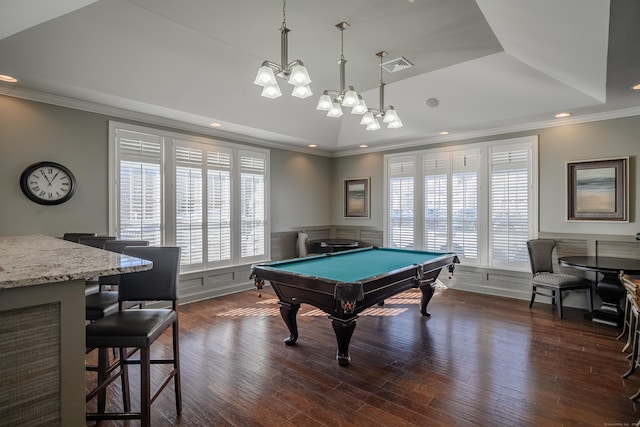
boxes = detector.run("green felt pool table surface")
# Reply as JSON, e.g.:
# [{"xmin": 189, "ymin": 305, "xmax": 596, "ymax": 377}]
[{"xmin": 260, "ymin": 247, "xmax": 453, "ymax": 283}]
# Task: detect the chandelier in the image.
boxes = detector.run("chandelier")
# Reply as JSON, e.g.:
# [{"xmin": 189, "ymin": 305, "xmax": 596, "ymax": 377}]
[
  {"xmin": 253, "ymin": 0, "xmax": 312, "ymax": 99},
  {"xmin": 315, "ymin": 22, "xmax": 366, "ymax": 118},
  {"xmin": 360, "ymin": 51, "xmax": 403, "ymax": 130}
]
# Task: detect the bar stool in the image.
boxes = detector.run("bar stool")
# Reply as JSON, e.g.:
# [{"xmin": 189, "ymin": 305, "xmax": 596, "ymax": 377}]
[
  {"xmin": 62, "ymin": 232, "xmax": 96, "ymax": 242},
  {"xmin": 84, "ymin": 239, "xmax": 148, "ymax": 413},
  {"xmin": 86, "ymin": 246, "xmax": 182, "ymax": 426},
  {"xmin": 620, "ymin": 274, "xmax": 640, "ymax": 402}
]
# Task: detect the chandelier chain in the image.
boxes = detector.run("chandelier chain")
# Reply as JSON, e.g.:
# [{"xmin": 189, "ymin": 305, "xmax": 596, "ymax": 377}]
[{"xmin": 282, "ymin": 0, "xmax": 287, "ymax": 27}]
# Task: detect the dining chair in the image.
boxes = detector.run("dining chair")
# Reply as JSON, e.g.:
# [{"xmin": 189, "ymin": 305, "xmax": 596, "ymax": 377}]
[
  {"xmin": 85, "ymin": 246, "xmax": 182, "ymax": 426},
  {"xmin": 527, "ymin": 239, "xmax": 593, "ymax": 319}
]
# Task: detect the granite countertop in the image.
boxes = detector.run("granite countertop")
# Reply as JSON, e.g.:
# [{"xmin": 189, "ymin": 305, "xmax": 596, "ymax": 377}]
[{"xmin": 0, "ymin": 234, "xmax": 153, "ymax": 289}]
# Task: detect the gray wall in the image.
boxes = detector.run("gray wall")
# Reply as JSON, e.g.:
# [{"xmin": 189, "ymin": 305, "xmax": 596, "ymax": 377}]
[
  {"xmin": 0, "ymin": 96, "xmax": 333, "ymax": 237},
  {"xmin": 270, "ymin": 149, "xmax": 332, "ymax": 231},
  {"xmin": 330, "ymin": 117, "xmax": 640, "ymax": 238}
]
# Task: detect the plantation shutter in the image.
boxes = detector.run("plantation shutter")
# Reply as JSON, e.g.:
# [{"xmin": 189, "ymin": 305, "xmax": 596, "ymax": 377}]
[
  {"xmin": 451, "ymin": 151, "xmax": 480, "ymax": 261},
  {"xmin": 115, "ymin": 129, "xmax": 162, "ymax": 246},
  {"xmin": 207, "ymin": 149, "xmax": 232, "ymax": 263},
  {"xmin": 490, "ymin": 143, "xmax": 531, "ymax": 268},
  {"xmin": 388, "ymin": 157, "xmax": 415, "ymax": 248},
  {"xmin": 423, "ymin": 154, "xmax": 448, "ymax": 252},
  {"xmin": 175, "ymin": 145, "xmax": 203, "ymax": 266},
  {"xmin": 239, "ymin": 151, "xmax": 266, "ymax": 258}
]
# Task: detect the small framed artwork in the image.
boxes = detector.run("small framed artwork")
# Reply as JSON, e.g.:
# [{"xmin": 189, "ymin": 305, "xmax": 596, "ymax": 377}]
[
  {"xmin": 567, "ymin": 157, "xmax": 628, "ymax": 221},
  {"xmin": 344, "ymin": 178, "xmax": 370, "ymax": 218}
]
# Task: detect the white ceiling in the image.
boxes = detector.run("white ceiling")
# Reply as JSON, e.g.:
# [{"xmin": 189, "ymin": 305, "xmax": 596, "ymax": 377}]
[{"xmin": 1, "ymin": 0, "xmax": 639, "ymax": 155}]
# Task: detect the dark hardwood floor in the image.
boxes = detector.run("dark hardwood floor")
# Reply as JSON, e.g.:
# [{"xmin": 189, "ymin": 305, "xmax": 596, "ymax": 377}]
[{"xmin": 86, "ymin": 286, "xmax": 639, "ymax": 426}]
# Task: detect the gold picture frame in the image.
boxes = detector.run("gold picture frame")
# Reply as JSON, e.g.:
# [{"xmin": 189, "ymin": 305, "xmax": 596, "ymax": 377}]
[
  {"xmin": 344, "ymin": 178, "xmax": 370, "ymax": 218},
  {"xmin": 567, "ymin": 157, "xmax": 628, "ymax": 221}
]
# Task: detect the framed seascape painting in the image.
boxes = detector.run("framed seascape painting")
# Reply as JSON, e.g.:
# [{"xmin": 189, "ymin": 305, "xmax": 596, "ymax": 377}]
[
  {"xmin": 567, "ymin": 157, "xmax": 628, "ymax": 221},
  {"xmin": 344, "ymin": 178, "xmax": 370, "ymax": 218}
]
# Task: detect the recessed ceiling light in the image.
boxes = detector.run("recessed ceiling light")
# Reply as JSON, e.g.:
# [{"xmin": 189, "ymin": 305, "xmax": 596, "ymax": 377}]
[
  {"xmin": 632, "ymin": 83, "xmax": 640, "ymax": 90},
  {"xmin": 438, "ymin": 131, "xmax": 449, "ymax": 136},
  {"xmin": 209, "ymin": 122, "xmax": 222, "ymax": 127},
  {"xmin": 0, "ymin": 74, "xmax": 18, "ymax": 83},
  {"xmin": 554, "ymin": 112, "xmax": 571, "ymax": 118},
  {"xmin": 425, "ymin": 98, "xmax": 439, "ymax": 108},
  {"xmin": 308, "ymin": 144, "xmax": 317, "ymax": 148},
  {"xmin": 359, "ymin": 144, "xmax": 368, "ymax": 148}
]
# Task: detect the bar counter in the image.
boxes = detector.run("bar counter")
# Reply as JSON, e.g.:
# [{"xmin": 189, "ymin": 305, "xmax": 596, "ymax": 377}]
[{"xmin": 0, "ymin": 234, "xmax": 152, "ymax": 426}]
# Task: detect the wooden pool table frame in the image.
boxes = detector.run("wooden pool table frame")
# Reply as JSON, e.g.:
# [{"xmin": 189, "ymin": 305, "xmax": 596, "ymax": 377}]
[{"xmin": 251, "ymin": 247, "xmax": 459, "ymax": 366}]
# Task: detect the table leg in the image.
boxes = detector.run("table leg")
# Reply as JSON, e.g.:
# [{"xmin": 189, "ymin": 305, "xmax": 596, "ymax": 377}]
[
  {"xmin": 592, "ymin": 272, "xmax": 625, "ymax": 328},
  {"xmin": 278, "ymin": 301, "xmax": 300, "ymax": 345},
  {"xmin": 331, "ymin": 317, "xmax": 357, "ymax": 367},
  {"xmin": 419, "ymin": 280, "xmax": 435, "ymax": 317}
]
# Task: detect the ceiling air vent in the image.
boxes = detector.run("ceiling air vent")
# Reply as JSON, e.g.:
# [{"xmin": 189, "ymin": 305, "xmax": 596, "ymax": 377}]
[{"xmin": 381, "ymin": 56, "xmax": 413, "ymax": 73}]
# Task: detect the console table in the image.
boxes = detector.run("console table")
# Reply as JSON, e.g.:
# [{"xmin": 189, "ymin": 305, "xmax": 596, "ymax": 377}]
[{"xmin": 0, "ymin": 235, "xmax": 152, "ymax": 426}]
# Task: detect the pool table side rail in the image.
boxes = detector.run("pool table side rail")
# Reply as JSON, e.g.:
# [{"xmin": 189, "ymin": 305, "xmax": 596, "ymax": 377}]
[{"xmin": 251, "ymin": 252, "xmax": 459, "ymax": 317}]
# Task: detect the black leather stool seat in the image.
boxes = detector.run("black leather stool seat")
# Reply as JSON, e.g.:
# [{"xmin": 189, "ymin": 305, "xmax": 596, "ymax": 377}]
[
  {"xmin": 86, "ymin": 309, "xmax": 176, "ymax": 348},
  {"xmin": 85, "ymin": 291, "xmax": 119, "ymax": 321}
]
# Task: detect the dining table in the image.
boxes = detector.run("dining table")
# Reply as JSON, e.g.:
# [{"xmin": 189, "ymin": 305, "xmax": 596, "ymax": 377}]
[{"xmin": 558, "ymin": 255, "xmax": 640, "ymax": 328}]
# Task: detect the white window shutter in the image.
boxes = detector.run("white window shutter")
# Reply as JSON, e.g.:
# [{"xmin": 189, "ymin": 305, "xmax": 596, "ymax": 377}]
[
  {"xmin": 207, "ymin": 150, "xmax": 232, "ymax": 263},
  {"xmin": 451, "ymin": 151, "xmax": 480, "ymax": 261},
  {"xmin": 239, "ymin": 152, "xmax": 266, "ymax": 258},
  {"xmin": 175, "ymin": 146, "xmax": 204, "ymax": 266},
  {"xmin": 423, "ymin": 154, "xmax": 449, "ymax": 252},
  {"xmin": 115, "ymin": 129, "xmax": 163, "ymax": 246},
  {"xmin": 489, "ymin": 144, "xmax": 531, "ymax": 268},
  {"xmin": 388, "ymin": 157, "xmax": 415, "ymax": 248}
]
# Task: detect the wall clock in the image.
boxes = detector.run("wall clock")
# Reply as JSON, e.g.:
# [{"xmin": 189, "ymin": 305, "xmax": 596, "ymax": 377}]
[{"xmin": 20, "ymin": 161, "xmax": 77, "ymax": 205}]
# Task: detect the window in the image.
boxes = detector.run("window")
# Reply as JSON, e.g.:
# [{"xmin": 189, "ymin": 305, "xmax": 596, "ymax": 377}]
[
  {"xmin": 387, "ymin": 157, "xmax": 415, "ymax": 249},
  {"xmin": 113, "ymin": 129, "xmax": 163, "ymax": 246},
  {"xmin": 110, "ymin": 122, "xmax": 269, "ymax": 271},
  {"xmin": 239, "ymin": 152, "xmax": 266, "ymax": 258},
  {"xmin": 385, "ymin": 136, "xmax": 537, "ymax": 271},
  {"xmin": 489, "ymin": 143, "xmax": 532, "ymax": 269}
]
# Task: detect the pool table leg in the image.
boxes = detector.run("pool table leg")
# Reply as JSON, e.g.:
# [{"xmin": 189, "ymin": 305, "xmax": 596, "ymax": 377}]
[
  {"xmin": 331, "ymin": 317, "xmax": 357, "ymax": 367},
  {"xmin": 278, "ymin": 301, "xmax": 300, "ymax": 345},
  {"xmin": 419, "ymin": 280, "xmax": 435, "ymax": 317}
]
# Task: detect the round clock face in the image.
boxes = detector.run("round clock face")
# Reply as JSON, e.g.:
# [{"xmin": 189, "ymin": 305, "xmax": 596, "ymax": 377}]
[{"xmin": 20, "ymin": 162, "xmax": 76, "ymax": 205}]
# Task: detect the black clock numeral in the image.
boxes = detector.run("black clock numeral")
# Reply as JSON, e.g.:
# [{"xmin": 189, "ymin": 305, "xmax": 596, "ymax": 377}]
[
  {"xmin": 31, "ymin": 185, "xmax": 41, "ymax": 192},
  {"xmin": 39, "ymin": 191, "xmax": 46, "ymax": 197}
]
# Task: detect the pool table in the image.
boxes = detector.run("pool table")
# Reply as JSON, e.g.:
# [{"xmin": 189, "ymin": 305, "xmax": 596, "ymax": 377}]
[{"xmin": 251, "ymin": 246, "xmax": 459, "ymax": 366}]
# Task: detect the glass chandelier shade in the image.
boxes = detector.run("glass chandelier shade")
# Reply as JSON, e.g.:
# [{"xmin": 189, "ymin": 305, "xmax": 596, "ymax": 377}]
[
  {"xmin": 366, "ymin": 119, "xmax": 381, "ymax": 131},
  {"xmin": 351, "ymin": 96, "xmax": 368, "ymax": 114},
  {"xmin": 327, "ymin": 102, "xmax": 344, "ymax": 118},
  {"xmin": 316, "ymin": 94, "xmax": 333, "ymax": 111},
  {"xmin": 254, "ymin": 66, "xmax": 278, "ymax": 87},
  {"xmin": 387, "ymin": 118, "xmax": 403, "ymax": 129},
  {"xmin": 288, "ymin": 65, "xmax": 312, "ymax": 86},
  {"xmin": 292, "ymin": 84, "xmax": 313, "ymax": 98},
  {"xmin": 360, "ymin": 111, "xmax": 375, "ymax": 126},
  {"xmin": 261, "ymin": 83, "xmax": 283, "ymax": 99},
  {"xmin": 341, "ymin": 87, "xmax": 359, "ymax": 107}
]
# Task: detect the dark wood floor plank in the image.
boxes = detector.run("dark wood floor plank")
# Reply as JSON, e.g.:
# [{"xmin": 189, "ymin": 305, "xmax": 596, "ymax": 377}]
[{"xmin": 87, "ymin": 286, "xmax": 639, "ymax": 426}]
